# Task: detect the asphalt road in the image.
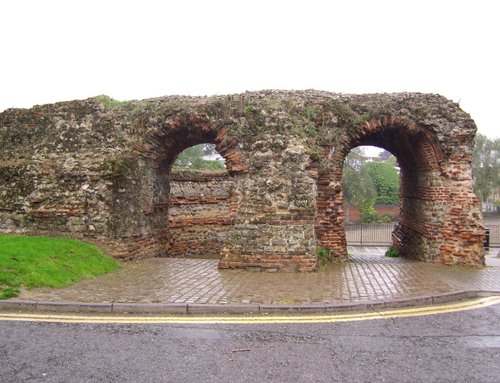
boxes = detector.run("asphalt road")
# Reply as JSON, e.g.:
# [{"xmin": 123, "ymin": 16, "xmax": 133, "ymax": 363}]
[{"xmin": 1, "ymin": 304, "xmax": 500, "ymax": 383}]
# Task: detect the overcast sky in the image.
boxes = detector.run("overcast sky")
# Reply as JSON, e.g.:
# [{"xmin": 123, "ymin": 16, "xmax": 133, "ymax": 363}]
[{"xmin": 1, "ymin": 0, "xmax": 498, "ymax": 139}]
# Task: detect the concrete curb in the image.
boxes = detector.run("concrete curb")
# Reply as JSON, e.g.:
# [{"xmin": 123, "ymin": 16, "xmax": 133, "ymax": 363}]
[{"xmin": 1, "ymin": 290, "xmax": 499, "ymax": 315}]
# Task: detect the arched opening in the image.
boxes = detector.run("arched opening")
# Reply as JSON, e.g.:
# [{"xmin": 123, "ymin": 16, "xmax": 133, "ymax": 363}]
[
  {"xmin": 343, "ymin": 145, "xmax": 400, "ymax": 247},
  {"xmin": 172, "ymin": 144, "xmax": 227, "ymax": 172},
  {"xmin": 316, "ymin": 116, "xmax": 452, "ymax": 263},
  {"xmin": 143, "ymin": 115, "xmax": 247, "ymax": 262},
  {"xmin": 167, "ymin": 144, "xmax": 236, "ymax": 258}
]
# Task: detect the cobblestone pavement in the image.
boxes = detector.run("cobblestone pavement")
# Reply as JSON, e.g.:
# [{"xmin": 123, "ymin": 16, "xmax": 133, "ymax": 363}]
[{"xmin": 16, "ymin": 247, "xmax": 500, "ymax": 305}]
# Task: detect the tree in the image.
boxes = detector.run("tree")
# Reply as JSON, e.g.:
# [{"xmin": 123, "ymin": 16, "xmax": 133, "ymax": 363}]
[
  {"xmin": 173, "ymin": 144, "xmax": 226, "ymax": 171},
  {"xmin": 343, "ymin": 148, "xmax": 378, "ymax": 222},
  {"xmin": 343, "ymin": 165, "xmax": 378, "ymax": 209},
  {"xmin": 365, "ymin": 161, "xmax": 400, "ymax": 205},
  {"xmin": 472, "ymin": 133, "xmax": 499, "ymax": 204},
  {"xmin": 173, "ymin": 144, "xmax": 204, "ymax": 169},
  {"xmin": 344, "ymin": 147, "xmax": 366, "ymax": 171},
  {"xmin": 343, "ymin": 148, "xmax": 401, "ymax": 222}
]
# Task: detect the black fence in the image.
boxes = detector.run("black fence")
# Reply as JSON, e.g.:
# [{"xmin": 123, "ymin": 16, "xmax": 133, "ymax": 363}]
[
  {"xmin": 346, "ymin": 223, "xmax": 500, "ymax": 247},
  {"xmin": 487, "ymin": 225, "xmax": 500, "ymax": 247},
  {"xmin": 345, "ymin": 223, "xmax": 395, "ymax": 245}
]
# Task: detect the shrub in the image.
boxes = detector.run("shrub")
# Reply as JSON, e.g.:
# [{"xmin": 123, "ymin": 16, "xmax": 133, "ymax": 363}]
[
  {"xmin": 379, "ymin": 213, "xmax": 394, "ymax": 223},
  {"xmin": 385, "ymin": 245, "xmax": 400, "ymax": 258},
  {"xmin": 316, "ymin": 247, "xmax": 332, "ymax": 267},
  {"xmin": 360, "ymin": 204, "xmax": 379, "ymax": 223}
]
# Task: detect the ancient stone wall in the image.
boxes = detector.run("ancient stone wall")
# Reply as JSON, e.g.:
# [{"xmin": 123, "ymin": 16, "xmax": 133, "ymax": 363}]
[
  {"xmin": 0, "ymin": 91, "xmax": 486, "ymax": 270},
  {"xmin": 167, "ymin": 171, "xmax": 235, "ymax": 258}
]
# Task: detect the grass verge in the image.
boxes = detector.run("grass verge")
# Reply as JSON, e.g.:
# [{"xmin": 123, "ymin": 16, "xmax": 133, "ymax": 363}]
[{"xmin": 0, "ymin": 234, "xmax": 119, "ymax": 299}]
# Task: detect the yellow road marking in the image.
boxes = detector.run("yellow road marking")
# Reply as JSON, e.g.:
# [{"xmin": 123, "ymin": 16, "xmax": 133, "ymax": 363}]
[{"xmin": 1, "ymin": 296, "xmax": 499, "ymax": 324}]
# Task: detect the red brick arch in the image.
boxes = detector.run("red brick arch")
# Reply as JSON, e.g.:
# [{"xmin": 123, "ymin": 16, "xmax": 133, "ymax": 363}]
[
  {"xmin": 149, "ymin": 114, "xmax": 248, "ymax": 175},
  {"xmin": 135, "ymin": 113, "xmax": 249, "ymax": 259},
  {"xmin": 315, "ymin": 114, "xmax": 483, "ymax": 266}
]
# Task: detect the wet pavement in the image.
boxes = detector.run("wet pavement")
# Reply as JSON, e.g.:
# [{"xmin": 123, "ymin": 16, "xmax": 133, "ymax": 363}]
[{"xmin": 16, "ymin": 247, "xmax": 500, "ymax": 305}]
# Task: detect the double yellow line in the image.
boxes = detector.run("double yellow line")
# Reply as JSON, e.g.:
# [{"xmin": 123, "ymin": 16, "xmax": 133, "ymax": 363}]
[{"xmin": 1, "ymin": 296, "xmax": 499, "ymax": 324}]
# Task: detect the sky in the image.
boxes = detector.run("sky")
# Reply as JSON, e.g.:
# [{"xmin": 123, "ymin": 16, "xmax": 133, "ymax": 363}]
[{"xmin": 1, "ymin": 0, "xmax": 498, "ymax": 139}]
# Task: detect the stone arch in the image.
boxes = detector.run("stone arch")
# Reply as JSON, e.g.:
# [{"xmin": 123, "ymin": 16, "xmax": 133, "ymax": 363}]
[
  {"xmin": 149, "ymin": 115, "xmax": 248, "ymax": 175},
  {"xmin": 140, "ymin": 114, "xmax": 248, "ymax": 260},
  {"xmin": 316, "ymin": 114, "xmax": 484, "ymax": 266}
]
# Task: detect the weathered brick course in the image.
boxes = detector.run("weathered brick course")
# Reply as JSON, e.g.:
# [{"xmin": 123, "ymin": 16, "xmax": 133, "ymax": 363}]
[{"xmin": 167, "ymin": 171, "xmax": 235, "ymax": 258}]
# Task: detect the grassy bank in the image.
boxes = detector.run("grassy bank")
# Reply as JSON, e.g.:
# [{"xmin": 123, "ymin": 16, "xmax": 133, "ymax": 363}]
[{"xmin": 0, "ymin": 235, "xmax": 119, "ymax": 299}]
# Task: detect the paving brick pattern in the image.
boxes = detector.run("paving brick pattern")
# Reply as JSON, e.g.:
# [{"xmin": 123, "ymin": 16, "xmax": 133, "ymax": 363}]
[{"xmin": 17, "ymin": 248, "xmax": 500, "ymax": 305}]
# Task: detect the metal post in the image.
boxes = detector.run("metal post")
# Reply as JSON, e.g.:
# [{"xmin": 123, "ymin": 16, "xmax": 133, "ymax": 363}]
[{"xmin": 484, "ymin": 227, "xmax": 490, "ymax": 250}]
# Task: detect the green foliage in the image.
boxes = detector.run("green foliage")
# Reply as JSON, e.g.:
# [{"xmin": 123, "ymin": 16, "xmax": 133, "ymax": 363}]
[
  {"xmin": 364, "ymin": 161, "xmax": 400, "ymax": 205},
  {"xmin": 385, "ymin": 245, "xmax": 400, "ymax": 258},
  {"xmin": 306, "ymin": 125, "xmax": 317, "ymax": 137},
  {"xmin": 173, "ymin": 144, "xmax": 204, "ymax": 168},
  {"xmin": 173, "ymin": 144, "xmax": 226, "ymax": 171},
  {"xmin": 195, "ymin": 160, "xmax": 226, "ymax": 171},
  {"xmin": 0, "ymin": 235, "xmax": 119, "ymax": 299},
  {"xmin": 316, "ymin": 247, "xmax": 332, "ymax": 267},
  {"xmin": 0, "ymin": 286, "xmax": 18, "ymax": 300},
  {"xmin": 359, "ymin": 202, "xmax": 380, "ymax": 223},
  {"xmin": 472, "ymin": 133, "xmax": 499, "ymax": 203},
  {"xmin": 379, "ymin": 213, "xmax": 394, "ymax": 223},
  {"xmin": 343, "ymin": 148, "xmax": 400, "ymax": 223},
  {"xmin": 343, "ymin": 154, "xmax": 378, "ymax": 211},
  {"xmin": 95, "ymin": 95, "xmax": 131, "ymax": 109},
  {"xmin": 344, "ymin": 147, "xmax": 366, "ymax": 171},
  {"xmin": 290, "ymin": 109, "xmax": 319, "ymax": 139}
]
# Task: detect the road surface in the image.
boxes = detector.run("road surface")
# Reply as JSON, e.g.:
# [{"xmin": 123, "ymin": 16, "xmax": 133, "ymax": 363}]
[{"xmin": 1, "ymin": 301, "xmax": 499, "ymax": 382}]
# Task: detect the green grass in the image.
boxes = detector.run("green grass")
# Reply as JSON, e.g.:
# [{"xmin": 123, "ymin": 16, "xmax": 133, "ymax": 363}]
[
  {"xmin": 95, "ymin": 95, "xmax": 131, "ymax": 109},
  {"xmin": 0, "ymin": 235, "xmax": 119, "ymax": 299}
]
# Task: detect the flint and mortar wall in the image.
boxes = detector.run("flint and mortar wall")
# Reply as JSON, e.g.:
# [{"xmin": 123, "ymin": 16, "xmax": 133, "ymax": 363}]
[
  {"xmin": 0, "ymin": 90, "xmax": 486, "ymax": 270},
  {"xmin": 217, "ymin": 134, "xmax": 318, "ymax": 272}
]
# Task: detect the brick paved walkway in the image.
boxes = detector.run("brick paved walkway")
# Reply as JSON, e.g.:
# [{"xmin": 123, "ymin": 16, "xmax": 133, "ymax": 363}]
[{"xmin": 17, "ymin": 247, "xmax": 500, "ymax": 305}]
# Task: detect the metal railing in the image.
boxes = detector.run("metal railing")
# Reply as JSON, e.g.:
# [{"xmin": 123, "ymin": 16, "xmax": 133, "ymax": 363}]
[
  {"xmin": 487, "ymin": 225, "xmax": 500, "ymax": 247},
  {"xmin": 345, "ymin": 223, "xmax": 395, "ymax": 245},
  {"xmin": 345, "ymin": 224, "xmax": 500, "ymax": 247}
]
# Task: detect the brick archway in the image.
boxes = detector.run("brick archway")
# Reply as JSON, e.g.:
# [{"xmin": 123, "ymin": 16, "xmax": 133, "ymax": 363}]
[
  {"xmin": 142, "ymin": 114, "xmax": 248, "ymax": 261},
  {"xmin": 315, "ymin": 116, "xmax": 484, "ymax": 266}
]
